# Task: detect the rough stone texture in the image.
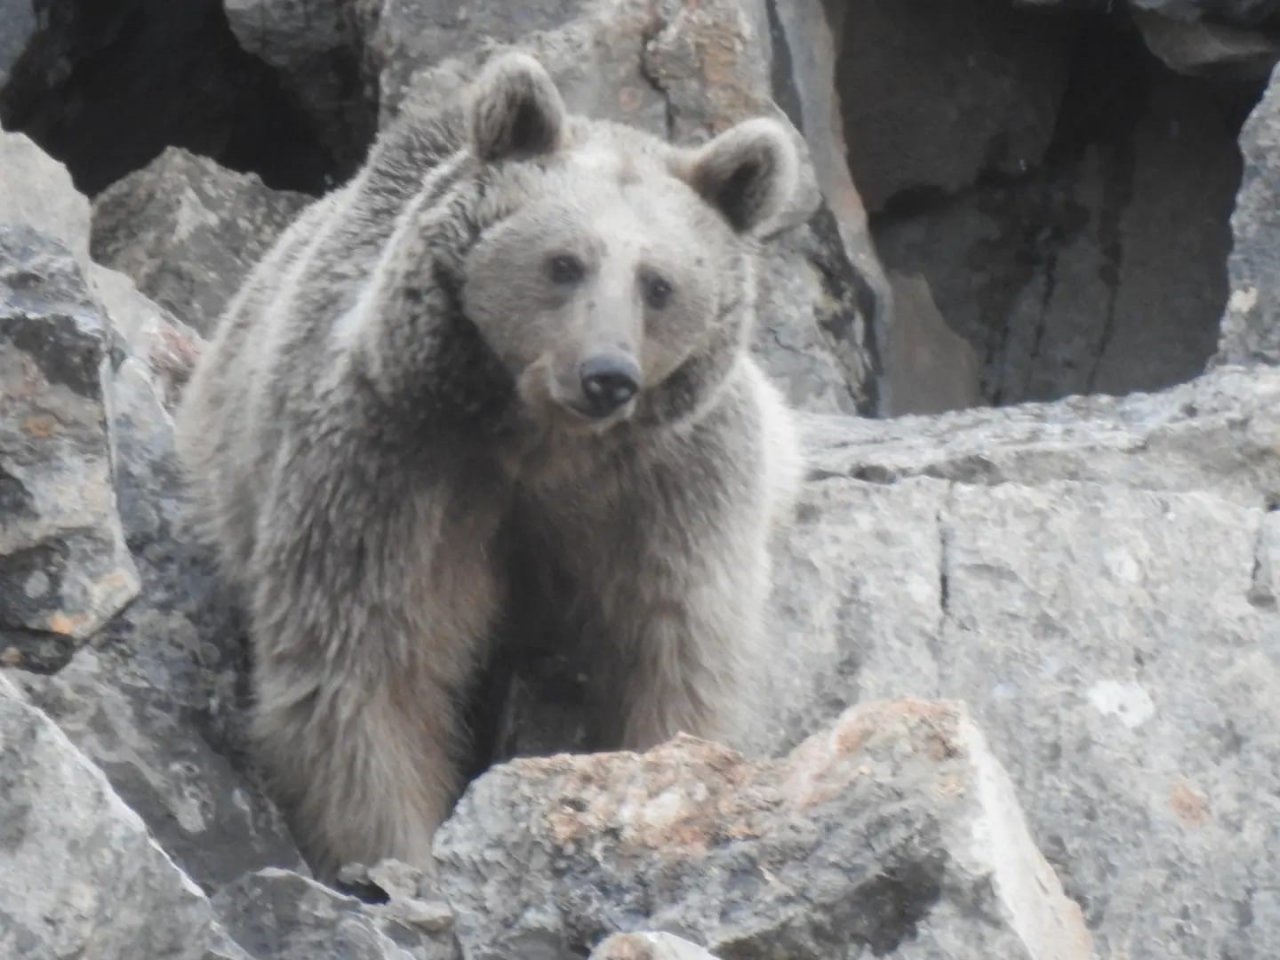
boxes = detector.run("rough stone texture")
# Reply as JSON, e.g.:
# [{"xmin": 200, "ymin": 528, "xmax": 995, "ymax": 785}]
[
  {"xmin": 214, "ymin": 868, "xmax": 459, "ymax": 960},
  {"xmin": 436, "ymin": 699, "xmax": 1092, "ymax": 960},
  {"xmin": 2, "ymin": 125, "xmax": 202, "ymax": 408},
  {"xmin": 751, "ymin": 365, "xmax": 1280, "ymax": 960},
  {"xmin": 91, "ymin": 147, "xmax": 310, "ymax": 337},
  {"xmin": 15, "ymin": 352, "xmax": 305, "ymax": 890},
  {"xmin": 768, "ymin": 0, "xmax": 891, "ymax": 310},
  {"xmin": 0, "ymin": 225, "xmax": 139, "ymax": 672},
  {"xmin": 0, "ymin": 127, "xmax": 91, "ymax": 263},
  {"xmin": 0, "ymin": 673, "xmax": 218, "ymax": 959},
  {"xmin": 357, "ymin": 0, "xmax": 597, "ymax": 123},
  {"xmin": 1218, "ymin": 62, "xmax": 1280, "ymax": 366},
  {"xmin": 871, "ymin": 30, "xmax": 1247, "ymax": 409},
  {"xmin": 796, "ymin": 364, "xmax": 1280, "ymax": 507},
  {"xmin": 590, "ymin": 932, "xmax": 722, "ymax": 960}
]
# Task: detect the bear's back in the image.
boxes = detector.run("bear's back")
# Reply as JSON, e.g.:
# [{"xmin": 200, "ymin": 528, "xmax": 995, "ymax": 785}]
[{"xmin": 175, "ymin": 107, "xmax": 472, "ymax": 579}]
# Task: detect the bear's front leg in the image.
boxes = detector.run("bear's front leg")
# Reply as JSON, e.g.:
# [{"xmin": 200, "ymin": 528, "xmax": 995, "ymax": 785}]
[
  {"xmin": 248, "ymin": 472, "xmax": 503, "ymax": 877},
  {"xmin": 599, "ymin": 509, "xmax": 774, "ymax": 753}
]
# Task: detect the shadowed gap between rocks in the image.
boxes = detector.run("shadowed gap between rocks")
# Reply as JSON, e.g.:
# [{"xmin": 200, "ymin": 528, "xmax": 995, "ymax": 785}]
[
  {"xmin": 838, "ymin": 1, "xmax": 1265, "ymax": 415},
  {"xmin": 0, "ymin": 0, "xmax": 370, "ymax": 196}
]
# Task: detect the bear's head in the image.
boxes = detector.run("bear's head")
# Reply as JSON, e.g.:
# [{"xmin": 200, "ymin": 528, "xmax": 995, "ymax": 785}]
[{"xmin": 459, "ymin": 52, "xmax": 798, "ymax": 431}]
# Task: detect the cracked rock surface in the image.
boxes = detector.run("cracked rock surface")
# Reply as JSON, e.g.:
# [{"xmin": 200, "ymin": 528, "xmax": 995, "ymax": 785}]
[{"xmin": 755, "ymin": 368, "xmax": 1280, "ymax": 959}]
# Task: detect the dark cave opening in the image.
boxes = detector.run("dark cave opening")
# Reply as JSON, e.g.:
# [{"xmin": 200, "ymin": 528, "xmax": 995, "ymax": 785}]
[
  {"xmin": 835, "ymin": 0, "xmax": 1266, "ymax": 415},
  {"xmin": 0, "ymin": 0, "xmax": 361, "ymax": 197}
]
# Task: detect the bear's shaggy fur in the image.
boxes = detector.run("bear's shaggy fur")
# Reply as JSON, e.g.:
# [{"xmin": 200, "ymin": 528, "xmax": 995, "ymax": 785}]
[{"xmin": 176, "ymin": 52, "xmax": 803, "ymax": 875}]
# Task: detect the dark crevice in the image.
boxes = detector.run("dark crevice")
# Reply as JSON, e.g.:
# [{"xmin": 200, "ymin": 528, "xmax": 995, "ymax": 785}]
[
  {"xmin": 852, "ymin": 1, "xmax": 1266, "ymax": 414},
  {"xmin": 0, "ymin": 0, "xmax": 358, "ymax": 196}
]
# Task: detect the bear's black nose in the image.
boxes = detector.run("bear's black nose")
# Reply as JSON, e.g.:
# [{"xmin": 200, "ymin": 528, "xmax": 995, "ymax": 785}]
[{"xmin": 579, "ymin": 354, "xmax": 640, "ymax": 418}]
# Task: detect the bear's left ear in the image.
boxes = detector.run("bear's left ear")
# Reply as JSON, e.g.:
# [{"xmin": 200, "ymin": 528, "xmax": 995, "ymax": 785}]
[
  {"xmin": 680, "ymin": 117, "xmax": 798, "ymax": 235},
  {"xmin": 468, "ymin": 51, "xmax": 566, "ymax": 162}
]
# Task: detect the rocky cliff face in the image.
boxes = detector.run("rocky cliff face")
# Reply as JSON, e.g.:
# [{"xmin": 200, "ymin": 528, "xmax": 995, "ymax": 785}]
[{"xmin": 1, "ymin": 2, "xmax": 1279, "ymax": 959}]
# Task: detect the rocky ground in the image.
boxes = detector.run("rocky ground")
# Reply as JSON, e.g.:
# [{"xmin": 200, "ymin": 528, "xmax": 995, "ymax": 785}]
[{"xmin": 2, "ymin": 1, "xmax": 1279, "ymax": 959}]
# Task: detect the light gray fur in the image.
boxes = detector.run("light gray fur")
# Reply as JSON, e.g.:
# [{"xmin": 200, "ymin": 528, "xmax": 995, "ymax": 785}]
[{"xmin": 175, "ymin": 51, "xmax": 802, "ymax": 876}]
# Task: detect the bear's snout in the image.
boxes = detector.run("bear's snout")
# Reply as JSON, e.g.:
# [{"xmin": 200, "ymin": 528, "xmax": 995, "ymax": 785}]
[{"xmin": 578, "ymin": 353, "xmax": 640, "ymax": 418}]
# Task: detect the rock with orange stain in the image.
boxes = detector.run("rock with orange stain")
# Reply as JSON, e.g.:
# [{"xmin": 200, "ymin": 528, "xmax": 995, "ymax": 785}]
[
  {"xmin": 0, "ymin": 224, "xmax": 140, "ymax": 671},
  {"xmin": 434, "ymin": 698, "xmax": 1092, "ymax": 960}
]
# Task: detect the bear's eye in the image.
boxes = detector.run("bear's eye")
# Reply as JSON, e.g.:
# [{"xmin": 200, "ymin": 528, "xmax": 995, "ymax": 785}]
[
  {"xmin": 546, "ymin": 253, "xmax": 586, "ymax": 285},
  {"xmin": 641, "ymin": 271, "xmax": 674, "ymax": 310}
]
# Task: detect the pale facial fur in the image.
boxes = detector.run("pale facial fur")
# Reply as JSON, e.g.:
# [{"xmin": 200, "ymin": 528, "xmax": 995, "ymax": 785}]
[{"xmin": 464, "ymin": 139, "xmax": 730, "ymax": 430}]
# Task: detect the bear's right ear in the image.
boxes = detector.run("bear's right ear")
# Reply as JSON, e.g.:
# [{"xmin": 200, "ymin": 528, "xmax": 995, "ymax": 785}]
[
  {"xmin": 467, "ymin": 51, "xmax": 566, "ymax": 162},
  {"xmin": 678, "ymin": 117, "xmax": 798, "ymax": 235}
]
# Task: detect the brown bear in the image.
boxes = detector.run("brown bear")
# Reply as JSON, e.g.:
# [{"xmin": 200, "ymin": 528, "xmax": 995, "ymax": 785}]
[{"xmin": 175, "ymin": 51, "xmax": 802, "ymax": 876}]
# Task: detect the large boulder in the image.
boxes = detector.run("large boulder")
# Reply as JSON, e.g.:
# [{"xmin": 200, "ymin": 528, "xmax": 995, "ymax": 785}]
[
  {"xmin": 1218, "ymin": 62, "xmax": 1280, "ymax": 366},
  {"xmin": 91, "ymin": 147, "xmax": 310, "ymax": 337},
  {"xmin": 436, "ymin": 699, "xmax": 1092, "ymax": 960},
  {"xmin": 15, "ymin": 352, "xmax": 305, "ymax": 891},
  {"xmin": 755, "ymin": 365, "xmax": 1280, "ymax": 960},
  {"xmin": 0, "ymin": 674, "xmax": 218, "ymax": 958}
]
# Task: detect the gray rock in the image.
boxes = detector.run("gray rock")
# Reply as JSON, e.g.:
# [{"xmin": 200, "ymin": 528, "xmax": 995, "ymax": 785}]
[
  {"xmin": 797, "ymin": 364, "xmax": 1280, "ymax": 507},
  {"xmin": 15, "ymin": 353, "xmax": 304, "ymax": 890},
  {"xmin": 756, "ymin": 365, "xmax": 1280, "ymax": 960},
  {"xmin": 435, "ymin": 699, "xmax": 1092, "ymax": 960},
  {"xmin": 90, "ymin": 147, "xmax": 310, "ymax": 336},
  {"xmin": 0, "ymin": 225, "xmax": 139, "ymax": 672},
  {"xmin": 1218, "ymin": 62, "xmax": 1280, "ymax": 366},
  {"xmin": 881, "ymin": 271, "xmax": 981, "ymax": 415},
  {"xmin": 1132, "ymin": 7, "xmax": 1280, "ymax": 77},
  {"xmin": 0, "ymin": 673, "xmax": 218, "ymax": 959},
  {"xmin": 213, "ymin": 868, "xmax": 459, "ymax": 960},
  {"xmin": 1129, "ymin": 0, "xmax": 1280, "ymax": 24},
  {"xmin": 590, "ymin": 932, "xmax": 722, "ymax": 960},
  {"xmin": 1, "ymin": 126, "xmax": 202, "ymax": 408},
  {"xmin": 768, "ymin": 0, "xmax": 893, "ymax": 395},
  {"xmin": 0, "ymin": 0, "xmax": 36, "ymax": 91},
  {"xmin": 357, "ymin": 0, "xmax": 597, "ymax": 123},
  {"xmin": 0, "ymin": 128, "xmax": 91, "ymax": 265}
]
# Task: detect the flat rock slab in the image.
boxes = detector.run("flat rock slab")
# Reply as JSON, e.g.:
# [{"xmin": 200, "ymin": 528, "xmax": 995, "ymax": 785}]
[{"xmin": 434, "ymin": 699, "xmax": 1092, "ymax": 960}]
